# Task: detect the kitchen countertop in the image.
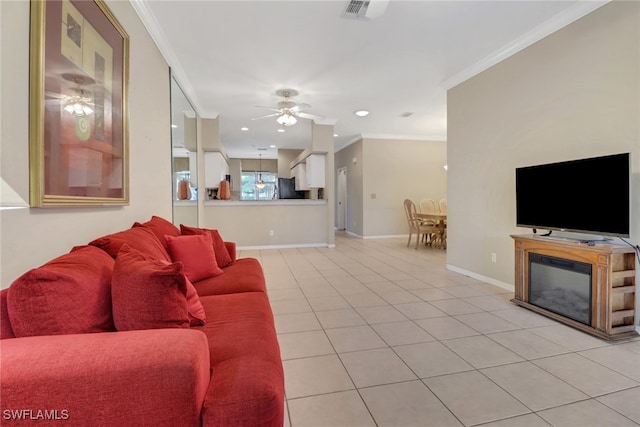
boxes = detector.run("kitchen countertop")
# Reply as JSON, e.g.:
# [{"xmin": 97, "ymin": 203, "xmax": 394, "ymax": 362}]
[{"xmin": 204, "ymin": 199, "xmax": 327, "ymax": 206}]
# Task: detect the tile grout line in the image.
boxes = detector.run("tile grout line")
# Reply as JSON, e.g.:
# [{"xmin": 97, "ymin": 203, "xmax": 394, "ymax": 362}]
[{"xmin": 261, "ymin": 237, "xmax": 640, "ymax": 427}]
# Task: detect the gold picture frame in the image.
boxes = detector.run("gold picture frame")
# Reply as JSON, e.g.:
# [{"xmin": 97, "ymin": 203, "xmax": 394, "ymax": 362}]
[{"xmin": 29, "ymin": 0, "xmax": 129, "ymax": 207}]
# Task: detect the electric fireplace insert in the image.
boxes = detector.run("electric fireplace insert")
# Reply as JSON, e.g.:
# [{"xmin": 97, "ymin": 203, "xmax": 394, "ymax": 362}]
[{"xmin": 528, "ymin": 253, "xmax": 592, "ymax": 326}]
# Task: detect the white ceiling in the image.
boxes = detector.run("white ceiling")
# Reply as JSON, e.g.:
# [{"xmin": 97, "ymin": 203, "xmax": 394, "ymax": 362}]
[{"xmin": 132, "ymin": 0, "xmax": 607, "ymax": 159}]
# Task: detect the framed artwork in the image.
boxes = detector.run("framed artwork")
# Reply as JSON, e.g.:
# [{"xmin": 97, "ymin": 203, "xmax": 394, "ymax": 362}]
[{"xmin": 29, "ymin": 0, "xmax": 129, "ymax": 207}]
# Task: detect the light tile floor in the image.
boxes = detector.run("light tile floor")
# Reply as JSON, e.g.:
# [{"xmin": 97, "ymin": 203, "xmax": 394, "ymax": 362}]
[{"xmin": 239, "ymin": 234, "xmax": 640, "ymax": 427}]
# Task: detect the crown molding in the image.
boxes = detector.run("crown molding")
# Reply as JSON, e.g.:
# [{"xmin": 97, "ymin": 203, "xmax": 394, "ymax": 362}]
[
  {"xmin": 334, "ymin": 135, "xmax": 363, "ymax": 152},
  {"xmin": 360, "ymin": 133, "xmax": 447, "ymax": 142},
  {"xmin": 130, "ymin": 0, "xmax": 204, "ymax": 115},
  {"xmin": 442, "ymin": 0, "xmax": 610, "ymax": 90}
]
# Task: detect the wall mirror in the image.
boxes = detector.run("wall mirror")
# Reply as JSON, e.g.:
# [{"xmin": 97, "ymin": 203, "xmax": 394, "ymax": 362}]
[{"xmin": 170, "ymin": 74, "xmax": 198, "ymax": 226}]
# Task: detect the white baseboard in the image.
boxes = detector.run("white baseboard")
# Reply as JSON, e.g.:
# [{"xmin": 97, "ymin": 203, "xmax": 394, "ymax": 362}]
[
  {"xmin": 343, "ymin": 232, "xmax": 410, "ymax": 240},
  {"xmin": 446, "ymin": 264, "xmax": 515, "ymax": 292},
  {"xmin": 363, "ymin": 234, "xmax": 408, "ymax": 240},
  {"xmin": 238, "ymin": 243, "xmax": 329, "ymax": 251}
]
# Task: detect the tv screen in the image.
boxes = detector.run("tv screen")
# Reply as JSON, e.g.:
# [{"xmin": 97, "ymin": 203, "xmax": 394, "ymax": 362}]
[{"xmin": 516, "ymin": 153, "xmax": 630, "ymax": 237}]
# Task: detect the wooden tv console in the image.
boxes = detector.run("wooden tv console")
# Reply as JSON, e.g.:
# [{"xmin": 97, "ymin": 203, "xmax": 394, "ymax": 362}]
[{"xmin": 511, "ymin": 234, "xmax": 637, "ymax": 340}]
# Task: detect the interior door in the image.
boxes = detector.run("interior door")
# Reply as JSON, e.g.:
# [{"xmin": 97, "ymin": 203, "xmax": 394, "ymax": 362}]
[{"xmin": 337, "ymin": 167, "xmax": 347, "ymax": 230}]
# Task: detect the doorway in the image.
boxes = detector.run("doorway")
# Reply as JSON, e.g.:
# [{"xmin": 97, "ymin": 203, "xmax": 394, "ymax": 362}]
[{"xmin": 337, "ymin": 167, "xmax": 347, "ymax": 230}]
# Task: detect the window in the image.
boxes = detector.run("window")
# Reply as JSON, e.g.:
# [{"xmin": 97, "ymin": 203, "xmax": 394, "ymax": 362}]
[{"xmin": 240, "ymin": 172, "xmax": 277, "ymax": 200}]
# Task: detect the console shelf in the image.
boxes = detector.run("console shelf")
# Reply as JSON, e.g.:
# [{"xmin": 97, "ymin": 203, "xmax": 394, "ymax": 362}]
[{"xmin": 511, "ymin": 234, "xmax": 637, "ymax": 341}]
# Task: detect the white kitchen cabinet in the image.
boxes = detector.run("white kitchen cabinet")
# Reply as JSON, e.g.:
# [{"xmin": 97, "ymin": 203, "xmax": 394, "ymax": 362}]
[
  {"xmin": 291, "ymin": 154, "xmax": 325, "ymax": 190},
  {"xmin": 292, "ymin": 163, "xmax": 308, "ymax": 191},
  {"xmin": 204, "ymin": 152, "xmax": 228, "ymax": 188},
  {"xmin": 305, "ymin": 154, "xmax": 325, "ymax": 188}
]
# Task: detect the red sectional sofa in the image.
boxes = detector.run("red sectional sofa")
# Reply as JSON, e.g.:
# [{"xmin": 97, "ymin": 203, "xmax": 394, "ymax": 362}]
[{"xmin": 0, "ymin": 216, "xmax": 284, "ymax": 427}]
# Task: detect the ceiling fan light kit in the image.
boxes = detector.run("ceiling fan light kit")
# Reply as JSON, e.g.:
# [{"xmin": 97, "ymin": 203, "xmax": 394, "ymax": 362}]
[
  {"xmin": 63, "ymin": 96, "xmax": 94, "ymax": 116},
  {"xmin": 276, "ymin": 114, "xmax": 297, "ymax": 126},
  {"xmin": 57, "ymin": 73, "xmax": 97, "ymax": 117}
]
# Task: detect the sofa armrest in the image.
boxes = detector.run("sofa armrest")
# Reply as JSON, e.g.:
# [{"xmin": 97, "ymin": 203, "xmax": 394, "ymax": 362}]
[
  {"xmin": 224, "ymin": 241, "xmax": 237, "ymax": 262},
  {"xmin": 1, "ymin": 289, "xmax": 15, "ymax": 339},
  {"xmin": 1, "ymin": 329, "xmax": 210, "ymax": 427}
]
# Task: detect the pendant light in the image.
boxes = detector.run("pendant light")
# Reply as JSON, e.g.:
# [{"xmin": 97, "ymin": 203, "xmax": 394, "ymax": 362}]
[{"xmin": 256, "ymin": 154, "xmax": 265, "ymax": 189}]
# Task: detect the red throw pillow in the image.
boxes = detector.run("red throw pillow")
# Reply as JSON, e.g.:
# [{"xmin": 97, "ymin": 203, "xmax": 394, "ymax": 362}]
[
  {"xmin": 165, "ymin": 234, "xmax": 224, "ymax": 283},
  {"xmin": 7, "ymin": 246, "xmax": 115, "ymax": 337},
  {"xmin": 184, "ymin": 276, "xmax": 206, "ymax": 326},
  {"xmin": 132, "ymin": 215, "xmax": 180, "ymax": 248},
  {"xmin": 89, "ymin": 226, "xmax": 171, "ymax": 262},
  {"xmin": 179, "ymin": 224, "xmax": 233, "ymax": 268},
  {"xmin": 111, "ymin": 245, "xmax": 189, "ymax": 331}
]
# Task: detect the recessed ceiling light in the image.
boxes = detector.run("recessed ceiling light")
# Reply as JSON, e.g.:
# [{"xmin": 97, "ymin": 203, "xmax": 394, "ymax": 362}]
[
  {"xmin": 354, "ymin": 110, "xmax": 369, "ymax": 117},
  {"xmin": 333, "ymin": 134, "xmax": 339, "ymax": 137},
  {"xmin": 277, "ymin": 129, "xmax": 285, "ymax": 133},
  {"xmin": 171, "ymin": 124, "xmax": 178, "ymax": 128},
  {"xmin": 241, "ymin": 127, "xmax": 249, "ymax": 131},
  {"xmin": 270, "ymin": 144, "xmax": 277, "ymax": 148}
]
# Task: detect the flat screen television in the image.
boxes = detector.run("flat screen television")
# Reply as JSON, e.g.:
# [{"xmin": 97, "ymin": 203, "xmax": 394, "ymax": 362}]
[{"xmin": 515, "ymin": 153, "xmax": 630, "ymax": 237}]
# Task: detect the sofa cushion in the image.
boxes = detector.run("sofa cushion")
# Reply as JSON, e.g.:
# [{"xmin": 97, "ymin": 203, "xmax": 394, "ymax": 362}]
[
  {"xmin": 132, "ymin": 215, "xmax": 180, "ymax": 248},
  {"xmin": 193, "ymin": 258, "xmax": 266, "ymax": 296},
  {"xmin": 179, "ymin": 224, "xmax": 233, "ymax": 268},
  {"xmin": 224, "ymin": 241, "xmax": 237, "ymax": 263},
  {"xmin": 166, "ymin": 234, "xmax": 223, "ymax": 282},
  {"xmin": 195, "ymin": 292, "xmax": 284, "ymax": 427},
  {"xmin": 185, "ymin": 276, "xmax": 206, "ymax": 326},
  {"xmin": 111, "ymin": 245, "xmax": 189, "ymax": 331},
  {"xmin": 6, "ymin": 246, "xmax": 115, "ymax": 337},
  {"xmin": 89, "ymin": 226, "xmax": 171, "ymax": 262}
]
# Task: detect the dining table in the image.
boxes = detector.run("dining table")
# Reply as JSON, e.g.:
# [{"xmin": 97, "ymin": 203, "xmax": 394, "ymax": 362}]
[{"xmin": 415, "ymin": 212, "xmax": 447, "ymax": 249}]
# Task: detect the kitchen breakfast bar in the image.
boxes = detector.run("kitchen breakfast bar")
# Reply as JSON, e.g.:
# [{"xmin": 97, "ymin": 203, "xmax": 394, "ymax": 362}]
[{"xmin": 197, "ymin": 199, "xmax": 331, "ymax": 248}]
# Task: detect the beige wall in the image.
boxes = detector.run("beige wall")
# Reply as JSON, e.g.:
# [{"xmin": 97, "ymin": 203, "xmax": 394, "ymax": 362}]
[
  {"xmin": 335, "ymin": 138, "xmax": 447, "ymax": 237},
  {"xmin": 0, "ymin": 1, "xmax": 172, "ymax": 288},
  {"xmin": 278, "ymin": 149, "xmax": 303, "ymax": 177},
  {"xmin": 447, "ymin": 2, "xmax": 639, "ymax": 290},
  {"xmin": 363, "ymin": 138, "xmax": 447, "ymax": 237},
  {"xmin": 241, "ymin": 159, "xmax": 277, "ymax": 173}
]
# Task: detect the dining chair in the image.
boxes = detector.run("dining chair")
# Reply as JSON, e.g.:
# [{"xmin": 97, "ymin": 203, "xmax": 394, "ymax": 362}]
[
  {"xmin": 403, "ymin": 199, "xmax": 441, "ymax": 249},
  {"xmin": 439, "ymin": 198, "xmax": 447, "ymax": 214},
  {"xmin": 419, "ymin": 198, "xmax": 438, "ymax": 214},
  {"xmin": 418, "ymin": 198, "xmax": 438, "ymax": 243}
]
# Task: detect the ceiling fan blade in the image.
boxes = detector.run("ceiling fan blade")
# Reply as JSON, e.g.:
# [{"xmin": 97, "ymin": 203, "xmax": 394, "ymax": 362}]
[
  {"xmin": 297, "ymin": 112, "xmax": 325, "ymax": 120},
  {"xmin": 255, "ymin": 106, "xmax": 283, "ymax": 113},
  {"xmin": 251, "ymin": 113, "xmax": 281, "ymax": 120},
  {"xmin": 45, "ymin": 91, "xmax": 66, "ymax": 100},
  {"xmin": 291, "ymin": 103, "xmax": 311, "ymax": 112}
]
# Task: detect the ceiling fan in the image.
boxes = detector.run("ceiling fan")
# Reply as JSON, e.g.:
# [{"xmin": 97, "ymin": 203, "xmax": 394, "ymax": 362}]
[
  {"xmin": 45, "ymin": 73, "xmax": 97, "ymax": 116},
  {"xmin": 252, "ymin": 89, "xmax": 324, "ymax": 127}
]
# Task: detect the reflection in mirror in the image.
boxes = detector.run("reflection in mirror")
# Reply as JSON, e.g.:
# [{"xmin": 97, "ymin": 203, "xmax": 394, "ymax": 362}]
[{"xmin": 170, "ymin": 75, "xmax": 198, "ymax": 226}]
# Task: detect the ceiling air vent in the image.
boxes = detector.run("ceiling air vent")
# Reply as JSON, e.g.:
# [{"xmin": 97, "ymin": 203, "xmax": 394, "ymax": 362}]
[
  {"xmin": 344, "ymin": 0, "xmax": 369, "ymax": 17},
  {"xmin": 342, "ymin": 0, "xmax": 389, "ymax": 20}
]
